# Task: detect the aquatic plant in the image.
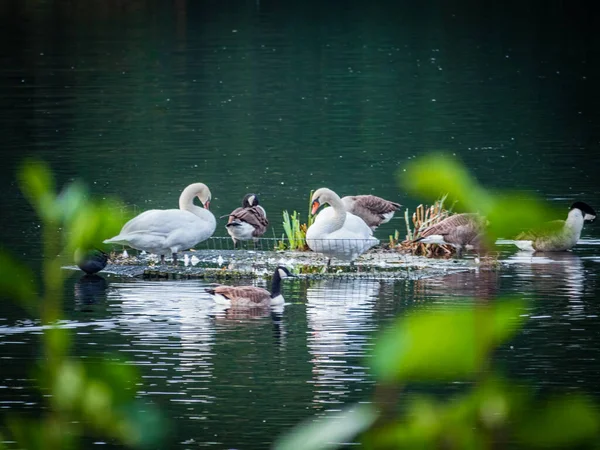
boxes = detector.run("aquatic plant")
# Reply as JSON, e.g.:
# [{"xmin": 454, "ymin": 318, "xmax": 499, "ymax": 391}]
[
  {"xmin": 278, "ymin": 191, "xmax": 315, "ymax": 251},
  {"xmin": 0, "ymin": 160, "xmax": 166, "ymax": 449},
  {"xmin": 274, "ymin": 154, "xmax": 600, "ymax": 449}
]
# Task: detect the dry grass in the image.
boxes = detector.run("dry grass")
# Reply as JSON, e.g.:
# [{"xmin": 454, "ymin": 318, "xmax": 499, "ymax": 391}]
[{"xmin": 390, "ymin": 196, "xmax": 456, "ymax": 257}]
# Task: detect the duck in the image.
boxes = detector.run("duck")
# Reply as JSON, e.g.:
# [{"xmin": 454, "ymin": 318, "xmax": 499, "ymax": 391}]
[
  {"xmin": 306, "ymin": 188, "xmax": 379, "ymax": 265},
  {"xmin": 414, "ymin": 213, "xmax": 486, "ymax": 257},
  {"xmin": 513, "ymin": 201, "xmax": 596, "ymax": 252},
  {"xmin": 74, "ymin": 248, "xmax": 108, "ymax": 274},
  {"xmin": 205, "ymin": 266, "xmax": 294, "ymax": 307},
  {"xmin": 103, "ymin": 182, "xmax": 216, "ymax": 264},
  {"xmin": 341, "ymin": 195, "xmax": 401, "ymax": 230},
  {"xmin": 224, "ymin": 193, "xmax": 269, "ymax": 248}
]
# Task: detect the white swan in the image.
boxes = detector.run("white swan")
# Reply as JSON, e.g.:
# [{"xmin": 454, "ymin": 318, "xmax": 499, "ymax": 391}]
[
  {"xmin": 306, "ymin": 188, "xmax": 379, "ymax": 264},
  {"xmin": 103, "ymin": 183, "xmax": 216, "ymax": 264}
]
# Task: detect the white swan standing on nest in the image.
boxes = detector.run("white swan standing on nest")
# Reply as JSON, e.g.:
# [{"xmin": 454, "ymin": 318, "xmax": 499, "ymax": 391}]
[
  {"xmin": 103, "ymin": 183, "xmax": 216, "ymax": 264},
  {"xmin": 306, "ymin": 188, "xmax": 379, "ymax": 265}
]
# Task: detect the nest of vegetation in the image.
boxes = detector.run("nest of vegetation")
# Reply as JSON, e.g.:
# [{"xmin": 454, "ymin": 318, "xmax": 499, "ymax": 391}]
[{"xmin": 391, "ymin": 197, "xmax": 457, "ymax": 258}]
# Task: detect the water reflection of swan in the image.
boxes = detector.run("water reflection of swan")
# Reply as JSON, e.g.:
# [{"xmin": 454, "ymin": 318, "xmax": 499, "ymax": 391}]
[
  {"xmin": 74, "ymin": 274, "xmax": 108, "ymax": 309},
  {"xmin": 109, "ymin": 280, "xmax": 217, "ymax": 405},
  {"xmin": 306, "ymin": 279, "xmax": 379, "ymax": 408}
]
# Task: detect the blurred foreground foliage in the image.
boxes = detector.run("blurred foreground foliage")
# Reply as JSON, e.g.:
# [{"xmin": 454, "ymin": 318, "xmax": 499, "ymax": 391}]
[
  {"xmin": 275, "ymin": 154, "xmax": 600, "ymax": 450},
  {"xmin": 400, "ymin": 153, "xmax": 561, "ymax": 244},
  {"xmin": 0, "ymin": 160, "xmax": 164, "ymax": 450}
]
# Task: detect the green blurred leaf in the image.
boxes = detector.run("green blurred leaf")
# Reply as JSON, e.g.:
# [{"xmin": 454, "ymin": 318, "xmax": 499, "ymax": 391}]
[
  {"xmin": 0, "ymin": 250, "xmax": 37, "ymax": 307},
  {"xmin": 486, "ymin": 193, "xmax": 560, "ymax": 240},
  {"xmin": 516, "ymin": 395, "xmax": 600, "ymax": 447},
  {"xmin": 67, "ymin": 198, "xmax": 127, "ymax": 253},
  {"xmin": 400, "ymin": 153, "xmax": 492, "ymax": 212},
  {"xmin": 274, "ymin": 404, "xmax": 377, "ymax": 450},
  {"xmin": 52, "ymin": 361, "xmax": 85, "ymax": 411},
  {"xmin": 56, "ymin": 181, "xmax": 88, "ymax": 225},
  {"xmin": 18, "ymin": 159, "xmax": 59, "ymax": 223},
  {"xmin": 371, "ymin": 301, "xmax": 524, "ymax": 382},
  {"xmin": 400, "ymin": 153, "xmax": 564, "ymax": 243}
]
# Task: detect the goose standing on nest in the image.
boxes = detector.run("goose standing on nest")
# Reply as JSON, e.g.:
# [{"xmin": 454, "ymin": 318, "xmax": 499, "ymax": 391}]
[
  {"xmin": 341, "ymin": 195, "xmax": 401, "ymax": 230},
  {"xmin": 205, "ymin": 266, "xmax": 294, "ymax": 307},
  {"xmin": 415, "ymin": 213, "xmax": 486, "ymax": 257},
  {"xmin": 224, "ymin": 193, "xmax": 269, "ymax": 248},
  {"xmin": 103, "ymin": 183, "xmax": 216, "ymax": 264},
  {"xmin": 513, "ymin": 202, "xmax": 596, "ymax": 252},
  {"xmin": 306, "ymin": 188, "xmax": 379, "ymax": 265}
]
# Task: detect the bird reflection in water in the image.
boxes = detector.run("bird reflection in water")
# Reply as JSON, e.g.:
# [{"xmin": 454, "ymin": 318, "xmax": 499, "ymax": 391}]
[
  {"xmin": 110, "ymin": 281, "xmax": 217, "ymax": 391},
  {"xmin": 414, "ymin": 269, "xmax": 500, "ymax": 302},
  {"xmin": 74, "ymin": 274, "xmax": 108, "ymax": 310},
  {"xmin": 211, "ymin": 304, "xmax": 287, "ymax": 349},
  {"xmin": 507, "ymin": 251, "xmax": 588, "ymax": 312},
  {"xmin": 306, "ymin": 278, "xmax": 379, "ymax": 408}
]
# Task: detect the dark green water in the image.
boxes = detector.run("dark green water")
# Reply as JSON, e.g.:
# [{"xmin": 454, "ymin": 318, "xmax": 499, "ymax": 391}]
[{"xmin": 1, "ymin": 0, "xmax": 600, "ymax": 448}]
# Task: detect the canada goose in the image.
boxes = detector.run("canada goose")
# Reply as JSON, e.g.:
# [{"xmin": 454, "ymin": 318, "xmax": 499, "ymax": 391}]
[
  {"xmin": 224, "ymin": 193, "xmax": 269, "ymax": 248},
  {"xmin": 103, "ymin": 183, "xmax": 216, "ymax": 264},
  {"xmin": 341, "ymin": 195, "xmax": 401, "ymax": 230},
  {"xmin": 414, "ymin": 213, "xmax": 486, "ymax": 257},
  {"xmin": 205, "ymin": 266, "xmax": 294, "ymax": 307},
  {"xmin": 306, "ymin": 188, "xmax": 379, "ymax": 265},
  {"xmin": 513, "ymin": 202, "xmax": 596, "ymax": 252}
]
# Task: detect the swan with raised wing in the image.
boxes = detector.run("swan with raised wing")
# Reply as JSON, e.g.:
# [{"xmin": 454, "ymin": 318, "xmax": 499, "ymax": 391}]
[
  {"xmin": 103, "ymin": 183, "xmax": 216, "ymax": 264},
  {"xmin": 306, "ymin": 188, "xmax": 379, "ymax": 265}
]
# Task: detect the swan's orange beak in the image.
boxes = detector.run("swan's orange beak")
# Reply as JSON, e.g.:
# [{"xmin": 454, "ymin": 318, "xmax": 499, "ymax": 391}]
[
  {"xmin": 204, "ymin": 200, "xmax": 211, "ymax": 210},
  {"xmin": 311, "ymin": 200, "xmax": 320, "ymax": 215}
]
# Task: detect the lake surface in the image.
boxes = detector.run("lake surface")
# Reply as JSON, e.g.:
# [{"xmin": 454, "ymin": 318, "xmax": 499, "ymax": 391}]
[{"xmin": 1, "ymin": 0, "xmax": 599, "ymax": 448}]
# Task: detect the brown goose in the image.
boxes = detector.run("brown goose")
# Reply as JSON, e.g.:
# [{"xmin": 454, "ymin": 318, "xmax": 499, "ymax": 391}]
[
  {"xmin": 341, "ymin": 195, "xmax": 401, "ymax": 230},
  {"xmin": 205, "ymin": 266, "xmax": 294, "ymax": 307},
  {"xmin": 514, "ymin": 201, "xmax": 596, "ymax": 252},
  {"xmin": 414, "ymin": 213, "xmax": 486, "ymax": 257},
  {"xmin": 224, "ymin": 194, "xmax": 269, "ymax": 248}
]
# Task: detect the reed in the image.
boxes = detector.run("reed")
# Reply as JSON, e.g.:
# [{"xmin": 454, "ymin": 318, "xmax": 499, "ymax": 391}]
[{"xmin": 390, "ymin": 195, "xmax": 457, "ymax": 257}]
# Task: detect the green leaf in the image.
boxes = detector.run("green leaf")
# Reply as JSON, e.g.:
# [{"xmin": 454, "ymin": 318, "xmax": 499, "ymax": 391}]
[
  {"xmin": 486, "ymin": 193, "xmax": 561, "ymax": 240},
  {"xmin": 0, "ymin": 250, "xmax": 37, "ymax": 307},
  {"xmin": 67, "ymin": 198, "xmax": 127, "ymax": 253},
  {"xmin": 516, "ymin": 395, "xmax": 600, "ymax": 447},
  {"xmin": 371, "ymin": 300, "xmax": 524, "ymax": 382},
  {"xmin": 400, "ymin": 153, "xmax": 492, "ymax": 212},
  {"xmin": 56, "ymin": 181, "xmax": 88, "ymax": 225},
  {"xmin": 274, "ymin": 404, "xmax": 378, "ymax": 450},
  {"xmin": 18, "ymin": 159, "xmax": 59, "ymax": 223}
]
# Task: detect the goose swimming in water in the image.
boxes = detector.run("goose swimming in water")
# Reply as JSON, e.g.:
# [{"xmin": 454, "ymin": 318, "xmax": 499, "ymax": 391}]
[
  {"xmin": 513, "ymin": 201, "xmax": 596, "ymax": 252},
  {"xmin": 205, "ymin": 266, "xmax": 294, "ymax": 307},
  {"xmin": 341, "ymin": 195, "xmax": 401, "ymax": 230},
  {"xmin": 224, "ymin": 193, "xmax": 269, "ymax": 248},
  {"xmin": 306, "ymin": 188, "xmax": 379, "ymax": 265},
  {"xmin": 414, "ymin": 213, "xmax": 486, "ymax": 257},
  {"xmin": 103, "ymin": 183, "xmax": 216, "ymax": 264}
]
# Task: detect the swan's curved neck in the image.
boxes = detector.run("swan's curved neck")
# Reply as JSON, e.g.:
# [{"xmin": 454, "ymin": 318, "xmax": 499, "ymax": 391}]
[
  {"xmin": 324, "ymin": 192, "xmax": 347, "ymax": 230},
  {"xmin": 179, "ymin": 184, "xmax": 208, "ymax": 215}
]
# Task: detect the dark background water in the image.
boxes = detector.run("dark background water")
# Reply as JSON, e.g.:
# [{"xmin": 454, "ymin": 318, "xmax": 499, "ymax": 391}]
[{"xmin": 1, "ymin": 0, "xmax": 600, "ymax": 448}]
